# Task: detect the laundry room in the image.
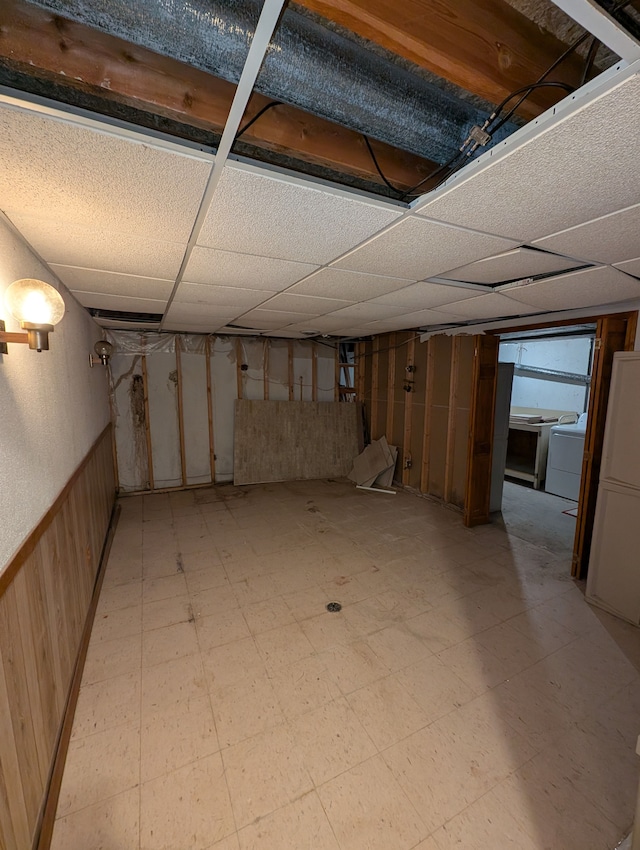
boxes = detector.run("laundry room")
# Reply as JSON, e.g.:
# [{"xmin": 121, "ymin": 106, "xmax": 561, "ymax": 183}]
[{"xmin": 492, "ymin": 324, "xmax": 596, "ymax": 555}]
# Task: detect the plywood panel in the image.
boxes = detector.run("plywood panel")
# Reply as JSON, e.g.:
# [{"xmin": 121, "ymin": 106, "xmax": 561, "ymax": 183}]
[
  {"xmin": 408, "ymin": 339, "xmax": 428, "ymax": 491},
  {"xmin": 428, "ymin": 335, "xmax": 453, "ymax": 498},
  {"xmin": 373, "ymin": 346, "xmax": 389, "ymax": 440},
  {"xmin": 234, "ymin": 401, "xmax": 360, "ymax": 485},
  {"xmin": 211, "ymin": 337, "xmax": 237, "ymax": 483},
  {"xmin": 180, "ymin": 347, "xmax": 211, "ymax": 486},
  {"xmin": 0, "ymin": 428, "xmax": 114, "ymax": 847},
  {"xmin": 146, "ymin": 350, "xmax": 182, "ymax": 488},
  {"xmin": 450, "ymin": 336, "xmax": 475, "ymax": 507}
]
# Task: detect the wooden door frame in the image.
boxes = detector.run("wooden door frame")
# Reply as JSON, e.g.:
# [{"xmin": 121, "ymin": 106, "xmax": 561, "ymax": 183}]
[{"xmin": 465, "ymin": 310, "xmax": 638, "ymax": 570}]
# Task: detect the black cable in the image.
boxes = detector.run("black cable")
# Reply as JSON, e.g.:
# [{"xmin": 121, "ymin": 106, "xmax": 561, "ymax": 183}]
[
  {"xmin": 233, "ymin": 101, "xmax": 282, "ymax": 144},
  {"xmin": 488, "ymin": 80, "xmax": 577, "ymax": 135},
  {"xmin": 362, "ymin": 136, "xmax": 406, "ymax": 196},
  {"xmin": 400, "ymin": 149, "xmax": 469, "ymax": 200},
  {"xmin": 580, "ymin": 36, "xmax": 601, "ymax": 87}
]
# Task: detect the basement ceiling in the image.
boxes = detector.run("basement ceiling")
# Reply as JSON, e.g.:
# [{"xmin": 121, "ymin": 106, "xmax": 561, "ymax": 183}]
[{"xmin": 1, "ymin": 0, "xmax": 640, "ymax": 338}]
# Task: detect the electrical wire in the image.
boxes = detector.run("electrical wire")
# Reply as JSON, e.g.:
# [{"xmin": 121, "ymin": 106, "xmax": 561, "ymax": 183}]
[
  {"xmin": 579, "ymin": 36, "xmax": 601, "ymax": 87},
  {"xmin": 233, "ymin": 100, "xmax": 283, "ymax": 145},
  {"xmin": 362, "ymin": 136, "xmax": 406, "ymax": 196}
]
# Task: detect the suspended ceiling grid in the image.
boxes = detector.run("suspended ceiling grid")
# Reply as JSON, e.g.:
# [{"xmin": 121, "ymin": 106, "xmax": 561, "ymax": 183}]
[{"xmin": 2, "ymin": 7, "xmax": 640, "ymax": 337}]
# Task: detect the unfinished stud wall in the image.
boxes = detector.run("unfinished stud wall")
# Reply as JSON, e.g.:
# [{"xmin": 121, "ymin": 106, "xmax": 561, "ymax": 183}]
[
  {"xmin": 360, "ymin": 331, "xmax": 477, "ymax": 510},
  {"xmin": 108, "ymin": 332, "xmax": 338, "ymax": 492}
]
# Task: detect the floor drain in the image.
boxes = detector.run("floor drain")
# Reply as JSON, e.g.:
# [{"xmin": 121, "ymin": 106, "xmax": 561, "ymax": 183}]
[{"xmin": 326, "ymin": 602, "xmax": 342, "ymax": 613}]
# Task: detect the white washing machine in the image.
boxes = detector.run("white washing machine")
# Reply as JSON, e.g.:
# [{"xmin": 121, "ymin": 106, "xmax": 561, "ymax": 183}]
[{"xmin": 545, "ymin": 412, "xmax": 588, "ymax": 500}]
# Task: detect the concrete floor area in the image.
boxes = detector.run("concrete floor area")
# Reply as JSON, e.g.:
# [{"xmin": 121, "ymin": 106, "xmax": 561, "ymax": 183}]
[
  {"xmin": 51, "ymin": 479, "xmax": 640, "ymax": 850},
  {"xmin": 499, "ymin": 479, "xmax": 578, "ymax": 559}
]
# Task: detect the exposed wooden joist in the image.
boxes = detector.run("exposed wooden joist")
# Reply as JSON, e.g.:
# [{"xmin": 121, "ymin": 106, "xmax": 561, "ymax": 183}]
[
  {"xmin": 0, "ymin": 0, "xmax": 437, "ymax": 190},
  {"xmin": 294, "ymin": 0, "xmax": 591, "ymax": 119}
]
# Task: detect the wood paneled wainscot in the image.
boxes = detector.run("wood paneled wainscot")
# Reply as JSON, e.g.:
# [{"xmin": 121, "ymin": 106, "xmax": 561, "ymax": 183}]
[{"xmin": 0, "ymin": 425, "xmax": 116, "ymax": 849}]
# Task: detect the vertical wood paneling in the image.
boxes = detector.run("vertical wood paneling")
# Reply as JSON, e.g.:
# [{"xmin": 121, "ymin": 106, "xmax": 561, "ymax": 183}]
[
  {"xmin": 0, "ymin": 426, "xmax": 115, "ymax": 848},
  {"xmin": 402, "ymin": 336, "xmax": 415, "ymax": 487}
]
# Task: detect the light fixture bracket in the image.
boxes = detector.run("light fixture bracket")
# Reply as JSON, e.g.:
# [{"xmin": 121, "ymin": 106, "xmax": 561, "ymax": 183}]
[{"xmin": 22, "ymin": 322, "xmax": 54, "ymax": 351}]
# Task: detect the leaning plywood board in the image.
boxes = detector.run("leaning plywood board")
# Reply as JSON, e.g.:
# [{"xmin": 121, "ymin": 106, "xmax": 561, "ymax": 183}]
[{"xmin": 234, "ymin": 400, "xmax": 360, "ymax": 485}]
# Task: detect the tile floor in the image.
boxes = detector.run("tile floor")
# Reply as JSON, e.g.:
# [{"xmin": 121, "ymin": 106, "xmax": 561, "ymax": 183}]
[{"xmin": 51, "ymin": 479, "xmax": 640, "ymax": 850}]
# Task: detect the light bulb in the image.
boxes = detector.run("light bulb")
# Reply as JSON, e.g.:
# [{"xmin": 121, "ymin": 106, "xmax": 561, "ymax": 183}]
[{"xmin": 5, "ymin": 279, "xmax": 65, "ymax": 326}]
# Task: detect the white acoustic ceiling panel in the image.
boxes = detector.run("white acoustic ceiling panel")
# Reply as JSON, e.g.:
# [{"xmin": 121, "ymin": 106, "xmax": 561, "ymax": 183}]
[
  {"xmin": 369, "ymin": 280, "xmax": 481, "ymax": 309},
  {"xmin": 501, "ymin": 265, "xmax": 640, "ymax": 310},
  {"xmin": 288, "ymin": 268, "xmax": 414, "ymax": 300},
  {"xmin": 183, "ymin": 246, "xmax": 319, "ymax": 291},
  {"xmin": 258, "ymin": 293, "xmax": 354, "ymax": 314},
  {"xmin": 415, "ymin": 69, "xmax": 640, "ymax": 242},
  {"xmin": 51, "ymin": 266, "xmax": 174, "ymax": 300},
  {"xmin": 197, "ymin": 164, "xmax": 402, "ymax": 264},
  {"xmin": 380, "ymin": 308, "xmax": 471, "ymax": 327},
  {"xmin": 164, "ymin": 302, "xmax": 235, "ymax": 324},
  {"xmin": 71, "ymin": 291, "xmax": 167, "ymax": 313},
  {"xmin": 173, "ymin": 282, "xmax": 272, "ymax": 311},
  {"xmin": 438, "ymin": 246, "xmax": 585, "ymax": 284},
  {"xmin": 8, "ymin": 214, "xmax": 187, "ymax": 279},
  {"xmin": 164, "ymin": 320, "xmax": 231, "ymax": 333},
  {"xmin": 234, "ymin": 309, "xmax": 316, "ymax": 329},
  {"xmin": 614, "ymin": 257, "xmax": 640, "ymax": 277},
  {"xmin": 438, "ymin": 292, "xmax": 542, "ymax": 320},
  {"xmin": 333, "ymin": 216, "xmax": 518, "ymax": 279},
  {"xmin": 533, "ymin": 203, "xmax": 640, "ymax": 265},
  {"xmin": 316, "ymin": 302, "xmax": 414, "ymax": 324},
  {"xmin": 0, "ymin": 105, "xmax": 212, "ymax": 241}
]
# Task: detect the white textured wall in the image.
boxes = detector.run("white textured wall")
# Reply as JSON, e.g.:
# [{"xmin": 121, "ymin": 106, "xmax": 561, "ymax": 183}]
[{"xmin": 0, "ymin": 217, "xmax": 110, "ymax": 568}]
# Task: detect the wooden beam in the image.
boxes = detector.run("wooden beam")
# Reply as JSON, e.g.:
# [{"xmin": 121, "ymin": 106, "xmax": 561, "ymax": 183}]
[
  {"xmin": 444, "ymin": 336, "xmax": 460, "ymax": 503},
  {"xmin": 402, "ymin": 336, "xmax": 415, "ymax": 487},
  {"xmin": 371, "ymin": 336, "xmax": 380, "ymax": 438},
  {"xmin": 264, "ymin": 339, "xmax": 270, "ymax": 400},
  {"xmin": 175, "ymin": 337, "xmax": 187, "ymax": 488},
  {"xmin": 289, "ymin": 341, "xmax": 295, "ymax": 401},
  {"xmin": 420, "ymin": 339, "xmax": 434, "ymax": 494},
  {"xmin": 205, "ymin": 336, "xmax": 215, "ymax": 483},
  {"xmin": 296, "ymin": 0, "xmax": 589, "ymax": 120},
  {"xmin": 386, "ymin": 332, "xmax": 396, "ymax": 438},
  {"xmin": 0, "ymin": 0, "xmax": 437, "ymax": 191},
  {"xmin": 312, "ymin": 342, "xmax": 318, "ymax": 402}
]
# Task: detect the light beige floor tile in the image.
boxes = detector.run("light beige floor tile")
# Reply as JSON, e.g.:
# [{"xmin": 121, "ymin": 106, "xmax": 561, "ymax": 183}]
[
  {"xmin": 180, "ymin": 547, "xmax": 224, "ymax": 572},
  {"xmin": 91, "ymin": 604, "xmax": 142, "ymax": 644},
  {"xmin": 51, "ymin": 787, "xmax": 139, "ymax": 850},
  {"xmin": 318, "ymin": 754, "xmax": 428, "ymax": 850},
  {"xmin": 195, "ymin": 608, "xmax": 250, "ymax": 651},
  {"xmin": 190, "ymin": 583, "xmax": 240, "ymax": 617},
  {"xmin": 405, "ymin": 606, "xmax": 492, "ymax": 654},
  {"xmin": 254, "ymin": 622, "xmax": 316, "ymax": 671},
  {"xmin": 270, "ymin": 654, "xmax": 341, "ymax": 719},
  {"xmin": 431, "ymin": 784, "xmax": 541, "ymax": 850},
  {"xmin": 394, "ymin": 655, "xmax": 476, "ymax": 724},
  {"xmin": 141, "ymin": 694, "xmax": 219, "ymax": 783},
  {"xmin": 346, "ymin": 674, "xmax": 430, "ymax": 750},
  {"xmin": 141, "ymin": 752, "xmax": 234, "ymax": 850},
  {"xmin": 282, "ymin": 585, "xmax": 331, "ymax": 621},
  {"xmin": 142, "ymin": 620, "xmax": 199, "ymax": 668},
  {"xmin": 141, "ymin": 653, "xmax": 207, "ymax": 715},
  {"xmin": 201, "ymin": 636, "xmax": 265, "ymax": 689},
  {"xmin": 142, "ymin": 594, "xmax": 193, "ymax": 631},
  {"xmin": 238, "ymin": 790, "xmax": 339, "ymax": 850},
  {"xmin": 142, "ymin": 572, "xmax": 188, "ymax": 604},
  {"xmin": 366, "ymin": 624, "xmax": 432, "ymax": 671},
  {"xmin": 58, "ymin": 722, "xmax": 140, "ymax": 816},
  {"xmin": 96, "ymin": 579, "xmax": 142, "ymax": 615},
  {"xmin": 72, "ymin": 671, "xmax": 140, "ymax": 739},
  {"xmin": 301, "ymin": 611, "xmax": 361, "ymax": 651},
  {"xmin": 321, "ymin": 574, "xmax": 372, "ymax": 606},
  {"xmin": 185, "ymin": 567, "xmax": 230, "ymax": 595},
  {"xmin": 231, "ymin": 574, "xmax": 280, "ymax": 606},
  {"xmin": 222, "ymin": 724, "xmax": 313, "ymax": 828},
  {"xmin": 241, "ymin": 597, "xmax": 296, "ymax": 634},
  {"xmin": 474, "ymin": 621, "xmax": 552, "ymax": 675},
  {"xmin": 102, "ymin": 557, "xmax": 143, "ymax": 587},
  {"xmin": 206, "ymin": 834, "xmax": 240, "ymax": 850},
  {"xmin": 436, "ymin": 638, "xmax": 513, "ymax": 695},
  {"xmin": 320, "ymin": 640, "xmax": 390, "ymax": 694},
  {"xmin": 211, "ymin": 671, "xmax": 284, "ymax": 747},
  {"xmin": 412, "ymin": 837, "xmax": 442, "ymax": 850},
  {"xmin": 142, "ymin": 554, "xmax": 183, "ymax": 581},
  {"xmin": 83, "ymin": 632, "xmax": 142, "ymax": 685},
  {"xmin": 289, "ymin": 697, "xmax": 376, "ymax": 785}
]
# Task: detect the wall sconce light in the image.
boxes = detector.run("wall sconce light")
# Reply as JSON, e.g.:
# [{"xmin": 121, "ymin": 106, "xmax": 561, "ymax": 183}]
[
  {"xmin": 0, "ymin": 278, "xmax": 66, "ymax": 353},
  {"xmin": 90, "ymin": 340, "xmax": 114, "ymax": 367}
]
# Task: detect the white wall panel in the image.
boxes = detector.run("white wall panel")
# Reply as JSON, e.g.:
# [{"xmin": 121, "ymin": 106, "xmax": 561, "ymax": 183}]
[
  {"xmin": 180, "ymin": 344, "xmax": 211, "ymax": 485},
  {"xmin": 146, "ymin": 350, "xmax": 182, "ymax": 488},
  {"xmin": 267, "ymin": 340, "xmax": 291, "ymax": 401},
  {"xmin": 211, "ymin": 337, "xmax": 237, "ymax": 482},
  {"xmin": 110, "ymin": 353, "xmax": 149, "ymax": 492}
]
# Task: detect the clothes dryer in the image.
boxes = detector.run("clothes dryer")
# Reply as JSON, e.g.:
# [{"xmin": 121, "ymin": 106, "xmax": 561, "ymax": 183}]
[{"xmin": 545, "ymin": 412, "xmax": 588, "ymax": 500}]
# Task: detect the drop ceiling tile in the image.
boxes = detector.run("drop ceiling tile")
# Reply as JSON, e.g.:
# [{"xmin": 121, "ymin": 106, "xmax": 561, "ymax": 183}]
[
  {"xmin": 197, "ymin": 164, "xmax": 402, "ymax": 264},
  {"xmin": 365, "ymin": 307, "xmax": 470, "ymax": 329},
  {"xmin": 9, "ymin": 214, "xmax": 186, "ymax": 279},
  {"xmin": 369, "ymin": 280, "xmax": 481, "ymax": 309},
  {"xmin": 533, "ymin": 203, "xmax": 640, "ymax": 265},
  {"xmin": 333, "ymin": 216, "xmax": 518, "ymax": 279},
  {"xmin": 234, "ymin": 309, "xmax": 310, "ymax": 329},
  {"xmin": 173, "ymin": 283, "xmax": 272, "ymax": 311},
  {"xmin": 72, "ymin": 291, "xmax": 167, "ymax": 313},
  {"xmin": 0, "ymin": 106, "xmax": 211, "ymax": 240},
  {"xmin": 414, "ymin": 71, "xmax": 640, "ymax": 241},
  {"xmin": 183, "ymin": 246, "xmax": 318, "ymax": 291},
  {"xmin": 164, "ymin": 302, "xmax": 235, "ymax": 323},
  {"xmin": 286, "ymin": 315, "xmax": 365, "ymax": 333},
  {"xmin": 163, "ymin": 321, "xmax": 228, "ymax": 334},
  {"xmin": 52, "ymin": 266, "xmax": 174, "ymax": 300},
  {"xmin": 95, "ymin": 318, "xmax": 161, "ymax": 329},
  {"xmin": 258, "ymin": 293, "xmax": 353, "ymax": 314},
  {"xmin": 437, "ymin": 292, "xmax": 543, "ymax": 320},
  {"xmin": 500, "ymin": 265, "xmax": 640, "ymax": 310},
  {"xmin": 438, "ymin": 247, "xmax": 584, "ymax": 284},
  {"xmin": 614, "ymin": 257, "xmax": 640, "ymax": 277},
  {"xmin": 260, "ymin": 330, "xmax": 309, "ymax": 338},
  {"xmin": 319, "ymin": 303, "xmax": 412, "ymax": 323},
  {"xmin": 287, "ymin": 268, "xmax": 414, "ymax": 300}
]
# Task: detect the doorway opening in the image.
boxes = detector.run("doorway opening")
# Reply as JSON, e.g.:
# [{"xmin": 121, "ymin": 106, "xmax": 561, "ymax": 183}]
[{"xmin": 490, "ymin": 323, "xmax": 597, "ymax": 560}]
